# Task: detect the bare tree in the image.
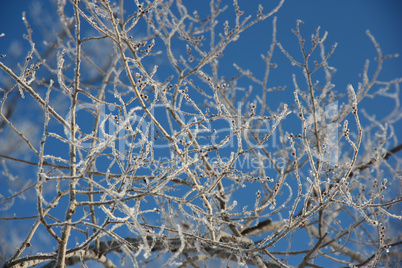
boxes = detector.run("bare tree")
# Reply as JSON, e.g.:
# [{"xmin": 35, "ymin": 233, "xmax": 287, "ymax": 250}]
[{"xmin": 1, "ymin": 0, "xmax": 401, "ymax": 267}]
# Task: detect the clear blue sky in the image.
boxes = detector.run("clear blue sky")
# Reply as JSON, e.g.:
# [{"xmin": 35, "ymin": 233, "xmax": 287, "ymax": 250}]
[{"xmin": 1, "ymin": 0, "xmax": 401, "ymax": 107}]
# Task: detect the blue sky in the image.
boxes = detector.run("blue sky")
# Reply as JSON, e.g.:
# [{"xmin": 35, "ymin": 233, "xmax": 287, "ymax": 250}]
[
  {"xmin": 2, "ymin": 0, "xmax": 402, "ymax": 80},
  {"xmin": 1, "ymin": 0, "xmax": 401, "ymax": 267},
  {"xmin": 1, "ymin": 0, "xmax": 401, "ymax": 109}
]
